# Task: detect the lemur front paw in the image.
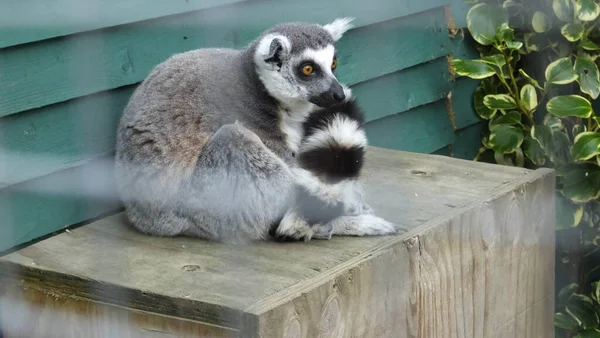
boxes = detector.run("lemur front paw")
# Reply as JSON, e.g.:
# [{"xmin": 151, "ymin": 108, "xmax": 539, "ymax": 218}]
[{"xmin": 273, "ymin": 210, "xmax": 317, "ymax": 242}]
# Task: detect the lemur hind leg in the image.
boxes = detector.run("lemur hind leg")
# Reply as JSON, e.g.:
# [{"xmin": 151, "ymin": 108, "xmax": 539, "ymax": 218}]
[{"xmin": 181, "ymin": 122, "xmax": 297, "ymax": 243}]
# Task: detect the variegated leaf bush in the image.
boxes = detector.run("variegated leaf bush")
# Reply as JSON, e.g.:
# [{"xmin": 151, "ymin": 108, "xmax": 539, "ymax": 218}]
[{"xmin": 453, "ymin": 1, "xmax": 600, "ymax": 337}]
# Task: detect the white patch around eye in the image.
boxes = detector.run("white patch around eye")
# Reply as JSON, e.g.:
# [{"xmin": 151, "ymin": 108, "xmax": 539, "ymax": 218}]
[
  {"xmin": 253, "ymin": 34, "xmax": 311, "ymax": 108},
  {"xmin": 295, "ymin": 44, "xmax": 336, "ymax": 77},
  {"xmin": 301, "ymin": 114, "xmax": 367, "ymax": 152}
]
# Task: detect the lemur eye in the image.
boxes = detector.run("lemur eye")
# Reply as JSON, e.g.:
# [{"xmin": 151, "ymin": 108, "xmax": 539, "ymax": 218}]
[
  {"xmin": 331, "ymin": 58, "xmax": 337, "ymax": 70},
  {"xmin": 302, "ymin": 65, "xmax": 314, "ymax": 75}
]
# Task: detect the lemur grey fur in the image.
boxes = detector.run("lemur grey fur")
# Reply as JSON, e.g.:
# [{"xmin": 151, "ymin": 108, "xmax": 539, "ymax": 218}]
[{"xmin": 114, "ymin": 18, "xmax": 397, "ymax": 243}]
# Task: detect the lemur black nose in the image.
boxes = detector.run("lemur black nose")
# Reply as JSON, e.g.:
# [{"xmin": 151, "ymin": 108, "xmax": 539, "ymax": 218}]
[{"xmin": 330, "ymin": 81, "xmax": 345, "ymax": 102}]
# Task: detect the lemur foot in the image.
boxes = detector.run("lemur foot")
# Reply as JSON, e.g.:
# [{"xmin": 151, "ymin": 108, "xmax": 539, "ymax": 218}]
[{"xmin": 330, "ymin": 214, "xmax": 399, "ymax": 237}]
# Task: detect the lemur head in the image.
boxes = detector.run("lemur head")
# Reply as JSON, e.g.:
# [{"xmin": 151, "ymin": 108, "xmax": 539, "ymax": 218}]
[{"xmin": 252, "ymin": 18, "xmax": 354, "ymax": 109}]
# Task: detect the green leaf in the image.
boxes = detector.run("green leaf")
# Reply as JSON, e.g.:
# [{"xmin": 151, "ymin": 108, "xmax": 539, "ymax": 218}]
[
  {"xmin": 525, "ymin": 33, "xmax": 552, "ymax": 52},
  {"xmin": 573, "ymin": 124, "xmax": 588, "ymax": 138},
  {"xmin": 572, "ymin": 132, "xmax": 600, "ymax": 161},
  {"xmin": 575, "ymin": 329, "xmax": 600, "ymax": 338},
  {"xmin": 474, "ymin": 87, "xmax": 496, "ymax": 119},
  {"xmin": 575, "ymin": 0, "xmax": 600, "ymax": 21},
  {"xmin": 523, "ymin": 136, "xmax": 546, "ymax": 166},
  {"xmin": 503, "ymin": 0, "xmax": 523, "ymax": 17},
  {"xmin": 567, "ymin": 294, "xmax": 600, "ymax": 329},
  {"xmin": 545, "ymin": 57, "xmax": 578, "ymax": 84},
  {"xmin": 497, "ymin": 22, "xmax": 515, "ymax": 42},
  {"xmin": 482, "ymin": 77, "xmax": 498, "ymax": 94},
  {"xmin": 494, "ymin": 151, "xmax": 514, "ymax": 165},
  {"xmin": 490, "ymin": 111, "xmax": 521, "ymax": 127},
  {"xmin": 582, "ymin": 40, "xmax": 600, "ymax": 51},
  {"xmin": 561, "ymin": 23, "xmax": 585, "ymax": 42},
  {"xmin": 593, "ymin": 281, "xmax": 600, "ymax": 303},
  {"xmin": 520, "ymin": 84, "xmax": 538, "ymax": 112},
  {"xmin": 532, "ymin": 11, "xmax": 552, "ymax": 33},
  {"xmin": 484, "ymin": 94, "xmax": 518, "ymax": 110},
  {"xmin": 506, "ymin": 41, "xmax": 524, "ymax": 50},
  {"xmin": 556, "ymin": 193, "xmax": 584, "ymax": 229},
  {"xmin": 559, "ymin": 283, "xmax": 579, "ymax": 304},
  {"xmin": 544, "ymin": 114, "xmax": 565, "ymax": 131},
  {"xmin": 575, "ymin": 56, "xmax": 600, "ymax": 99},
  {"xmin": 489, "ymin": 125, "xmax": 524, "ymax": 154},
  {"xmin": 554, "ymin": 130, "xmax": 574, "ymax": 164},
  {"xmin": 479, "ymin": 54, "xmax": 507, "ymax": 68},
  {"xmin": 555, "ymin": 312, "xmax": 580, "ymax": 330},
  {"xmin": 452, "ymin": 59, "xmax": 496, "ymax": 79},
  {"xmin": 557, "ymin": 41, "xmax": 574, "ymax": 57},
  {"xmin": 531, "ymin": 125, "xmax": 572, "ymax": 164},
  {"xmin": 553, "ymin": 0, "xmax": 574, "ymax": 22},
  {"xmin": 519, "ymin": 69, "xmax": 543, "ymax": 89},
  {"xmin": 525, "ymin": 33, "xmax": 543, "ymax": 52},
  {"xmin": 558, "ymin": 163, "xmax": 600, "ymax": 203},
  {"xmin": 467, "ymin": 3, "xmax": 510, "ymax": 45},
  {"xmin": 547, "ymin": 95, "xmax": 593, "ymax": 118},
  {"xmin": 532, "ymin": 125, "xmax": 555, "ymax": 154},
  {"xmin": 515, "ymin": 147, "xmax": 525, "ymax": 167}
]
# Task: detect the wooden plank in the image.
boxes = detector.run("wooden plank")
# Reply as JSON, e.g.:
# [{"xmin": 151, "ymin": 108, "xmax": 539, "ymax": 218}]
[
  {"xmin": 451, "ymin": 122, "xmax": 485, "ymax": 160},
  {"xmin": 0, "ymin": 147, "xmax": 540, "ymax": 327},
  {"xmin": 364, "ymin": 99, "xmax": 456, "ymax": 154},
  {"xmin": 0, "ymin": 87, "xmax": 132, "ymax": 187},
  {"xmin": 336, "ymin": 8, "xmax": 452, "ymax": 87},
  {"xmin": 1, "ymin": 56, "xmax": 450, "ymax": 187},
  {"xmin": 0, "ymin": 277, "xmax": 237, "ymax": 337},
  {"xmin": 0, "ymin": 0, "xmax": 247, "ymax": 49},
  {"xmin": 432, "ymin": 145, "xmax": 451, "ymax": 156},
  {"xmin": 246, "ymin": 168, "xmax": 555, "ymax": 337},
  {"xmin": 449, "ymin": 77, "xmax": 481, "ymax": 130},
  {"xmin": 358, "ymin": 57, "xmax": 452, "ymax": 123},
  {"xmin": 0, "ymin": 3, "xmax": 452, "ymax": 117},
  {"xmin": 0, "ymin": 155, "xmax": 120, "ymax": 252},
  {"xmin": 448, "ymin": 0, "xmax": 472, "ymax": 28}
]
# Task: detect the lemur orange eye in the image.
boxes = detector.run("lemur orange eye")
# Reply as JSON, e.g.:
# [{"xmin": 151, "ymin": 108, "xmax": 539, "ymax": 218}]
[
  {"xmin": 302, "ymin": 65, "xmax": 313, "ymax": 75},
  {"xmin": 332, "ymin": 58, "xmax": 337, "ymax": 69}
]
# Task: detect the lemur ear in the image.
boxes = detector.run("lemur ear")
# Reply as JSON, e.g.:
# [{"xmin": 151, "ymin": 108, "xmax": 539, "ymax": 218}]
[
  {"xmin": 323, "ymin": 17, "xmax": 354, "ymax": 41},
  {"xmin": 257, "ymin": 34, "xmax": 291, "ymax": 70}
]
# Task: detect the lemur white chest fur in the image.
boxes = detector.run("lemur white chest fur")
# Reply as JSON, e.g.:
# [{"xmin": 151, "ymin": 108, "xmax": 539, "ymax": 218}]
[{"xmin": 278, "ymin": 104, "xmax": 314, "ymax": 152}]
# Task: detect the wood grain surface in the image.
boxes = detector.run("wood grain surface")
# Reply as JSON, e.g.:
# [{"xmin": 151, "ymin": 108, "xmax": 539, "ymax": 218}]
[{"xmin": 0, "ymin": 147, "xmax": 555, "ymax": 338}]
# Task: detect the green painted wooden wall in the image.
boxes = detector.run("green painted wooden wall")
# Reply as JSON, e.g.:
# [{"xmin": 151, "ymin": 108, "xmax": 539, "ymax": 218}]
[{"xmin": 0, "ymin": 0, "xmax": 482, "ymax": 252}]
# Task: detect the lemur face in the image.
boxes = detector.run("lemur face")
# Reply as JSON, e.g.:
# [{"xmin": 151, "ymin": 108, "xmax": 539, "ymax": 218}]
[
  {"xmin": 253, "ymin": 18, "xmax": 354, "ymax": 109},
  {"xmin": 291, "ymin": 44, "xmax": 344, "ymax": 108}
]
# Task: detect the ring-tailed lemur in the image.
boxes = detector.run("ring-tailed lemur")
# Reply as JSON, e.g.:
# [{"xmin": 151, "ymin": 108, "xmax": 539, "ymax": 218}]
[
  {"xmin": 271, "ymin": 87, "xmax": 396, "ymax": 242},
  {"xmin": 114, "ymin": 18, "xmax": 397, "ymax": 244}
]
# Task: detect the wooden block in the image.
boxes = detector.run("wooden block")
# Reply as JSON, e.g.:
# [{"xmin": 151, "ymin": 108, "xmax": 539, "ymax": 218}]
[{"xmin": 0, "ymin": 147, "xmax": 556, "ymax": 337}]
